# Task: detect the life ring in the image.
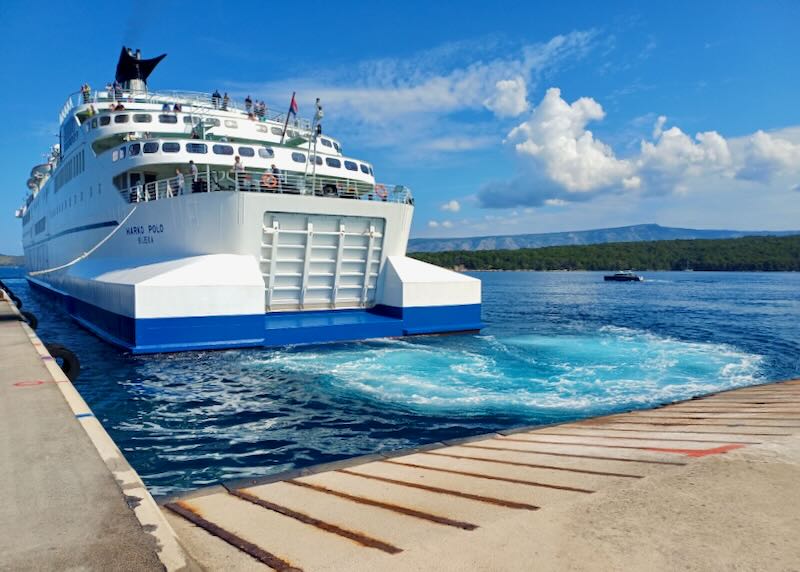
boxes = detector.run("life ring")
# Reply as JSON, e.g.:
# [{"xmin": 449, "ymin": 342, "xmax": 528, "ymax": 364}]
[
  {"xmin": 45, "ymin": 343, "xmax": 81, "ymax": 382},
  {"xmin": 261, "ymin": 173, "xmax": 278, "ymax": 189},
  {"xmin": 375, "ymin": 184, "xmax": 387, "ymax": 199}
]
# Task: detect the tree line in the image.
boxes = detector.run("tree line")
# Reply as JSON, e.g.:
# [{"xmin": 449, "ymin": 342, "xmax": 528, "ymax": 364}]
[{"xmin": 410, "ymin": 235, "xmax": 800, "ymax": 271}]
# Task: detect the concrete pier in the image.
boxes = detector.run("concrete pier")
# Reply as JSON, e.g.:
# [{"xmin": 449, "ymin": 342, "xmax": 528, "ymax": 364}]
[
  {"xmin": 164, "ymin": 379, "xmax": 800, "ymax": 571},
  {"xmin": 0, "ymin": 295, "xmax": 190, "ymax": 571}
]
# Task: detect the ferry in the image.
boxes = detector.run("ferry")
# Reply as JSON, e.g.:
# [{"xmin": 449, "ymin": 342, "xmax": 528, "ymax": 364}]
[{"xmin": 17, "ymin": 47, "xmax": 482, "ymax": 353}]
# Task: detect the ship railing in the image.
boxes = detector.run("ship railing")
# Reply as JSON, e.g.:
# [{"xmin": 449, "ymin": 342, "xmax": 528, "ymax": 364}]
[
  {"xmin": 60, "ymin": 89, "xmax": 312, "ymax": 131},
  {"xmin": 119, "ymin": 169, "xmax": 413, "ymax": 205}
]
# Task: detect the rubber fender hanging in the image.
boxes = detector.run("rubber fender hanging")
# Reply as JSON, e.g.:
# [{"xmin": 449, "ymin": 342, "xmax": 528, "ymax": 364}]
[
  {"xmin": 20, "ymin": 311, "xmax": 38, "ymax": 330},
  {"xmin": 10, "ymin": 292, "xmax": 23, "ymax": 308},
  {"xmin": 45, "ymin": 343, "xmax": 80, "ymax": 382}
]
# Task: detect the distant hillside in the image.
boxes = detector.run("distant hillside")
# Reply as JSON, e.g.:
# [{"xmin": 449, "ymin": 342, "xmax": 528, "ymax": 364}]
[
  {"xmin": 410, "ymin": 235, "xmax": 800, "ymax": 272},
  {"xmin": 0, "ymin": 254, "xmax": 23, "ymax": 266},
  {"xmin": 409, "ymin": 224, "xmax": 800, "ymax": 253}
]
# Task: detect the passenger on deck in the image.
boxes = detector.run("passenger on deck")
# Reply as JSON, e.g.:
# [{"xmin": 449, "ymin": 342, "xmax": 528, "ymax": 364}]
[
  {"xmin": 173, "ymin": 102, "xmax": 182, "ymax": 112},
  {"xmin": 174, "ymin": 169, "xmax": 185, "ymax": 196},
  {"xmin": 212, "ymin": 90, "xmax": 221, "ymax": 109},
  {"xmin": 114, "ymin": 102, "xmax": 125, "ymax": 111},
  {"xmin": 222, "ymin": 93, "xmax": 230, "ymax": 111},
  {"xmin": 81, "ymin": 84, "xmax": 91, "ymax": 104},
  {"xmin": 245, "ymin": 95, "xmax": 252, "ymax": 113},
  {"xmin": 162, "ymin": 102, "xmax": 171, "ymax": 112}
]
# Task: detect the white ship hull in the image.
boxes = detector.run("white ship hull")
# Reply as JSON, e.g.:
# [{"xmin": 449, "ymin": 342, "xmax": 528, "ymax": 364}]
[{"xmin": 24, "ymin": 183, "xmax": 481, "ymax": 353}]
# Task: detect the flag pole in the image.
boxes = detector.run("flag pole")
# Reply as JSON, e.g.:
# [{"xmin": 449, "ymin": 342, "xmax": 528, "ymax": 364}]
[{"xmin": 280, "ymin": 91, "xmax": 295, "ymax": 145}]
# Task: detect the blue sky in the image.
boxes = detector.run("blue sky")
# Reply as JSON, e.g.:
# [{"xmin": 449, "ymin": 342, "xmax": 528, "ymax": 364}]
[{"xmin": 2, "ymin": 0, "xmax": 799, "ymax": 254}]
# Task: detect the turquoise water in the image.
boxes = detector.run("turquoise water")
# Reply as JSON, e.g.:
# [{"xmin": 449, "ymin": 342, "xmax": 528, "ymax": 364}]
[{"xmin": 2, "ymin": 268, "xmax": 798, "ymax": 495}]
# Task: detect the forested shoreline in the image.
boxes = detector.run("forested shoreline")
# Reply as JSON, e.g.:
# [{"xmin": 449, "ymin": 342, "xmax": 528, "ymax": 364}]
[{"xmin": 410, "ymin": 235, "xmax": 800, "ymax": 271}]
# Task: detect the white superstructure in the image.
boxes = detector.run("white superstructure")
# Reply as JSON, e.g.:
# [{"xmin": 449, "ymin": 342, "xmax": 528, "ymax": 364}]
[{"xmin": 18, "ymin": 47, "xmax": 482, "ymax": 353}]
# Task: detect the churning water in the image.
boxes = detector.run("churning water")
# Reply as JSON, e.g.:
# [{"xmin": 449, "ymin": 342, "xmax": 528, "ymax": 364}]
[{"xmin": 2, "ymin": 268, "xmax": 798, "ymax": 495}]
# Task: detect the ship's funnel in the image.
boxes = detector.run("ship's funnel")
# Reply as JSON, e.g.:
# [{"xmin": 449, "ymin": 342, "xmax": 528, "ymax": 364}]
[{"xmin": 115, "ymin": 46, "xmax": 166, "ymax": 92}]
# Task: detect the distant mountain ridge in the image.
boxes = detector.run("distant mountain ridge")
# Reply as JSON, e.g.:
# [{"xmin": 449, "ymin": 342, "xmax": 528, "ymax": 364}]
[
  {"xmin": 0, "ymin": 254, "xmax": 24, "ymax": 266},
  {"xmin": 408, "ymin": 224, "xmax": 800, "ymax": 253}
]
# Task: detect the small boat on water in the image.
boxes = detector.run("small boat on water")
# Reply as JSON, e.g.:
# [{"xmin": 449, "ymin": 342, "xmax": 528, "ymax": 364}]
[{"xmin": 604, "ymin": 271, "xmax": 643, "ymax": 282}]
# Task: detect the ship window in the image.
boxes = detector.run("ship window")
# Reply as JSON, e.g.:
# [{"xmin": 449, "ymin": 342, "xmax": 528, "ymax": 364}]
[
  {"xmin": 133, "ymin": 114, "xmax": 152, "ymax": 123},
  {"xmin": 114, "ymin": 114, "xmax": 129, "ymax": 124},
  {"xmin": 360, "ymin": 164, "xmax": 370, "ymax": 174},
  {"xmin": 258, "ymin": 147, "xmax": 275, "ymax": 158},
  {"xmin": 344, "ymin": 161, "xmax": 358, "ymax": 171},
  {"xmin": 119, "ymin": 146, "xmax": 126, "ymax": 159},
  {"xmin": 91, "ymin": 118, "xmax": 98, "ymax": 129},
  {"xmin": 224, "ymin": 120, "xmax": 238, "ymax": 128},
  {"xmin": 204, "ymin": 118, "xmax": 221, "ymax": 127},
  {"xmin": 212, "ymin": 144, "xmax": 234, "ymax": 155},
  {"xmin": 143, "ymin": 142, "xmax": 159, "ymax": 153},
  {"xmin": 325, "ymin": 158, "xmax": 341, "ymax": 168},
  {"xmin": 186, "ymin": 143, "xmax": 207, "ymax": 154},
  {"xmin": 320, "ymin": 139, "xmax": 332, "ymax": 148},
  {"xmin": 291, "ymin": 152, "xmax": 306, "ymax": 163},
  {"xmin": 333, "ymin": 142, "xmax": 340, "ymax": 152},
  {"xmin": 112, "ymin": 150, "xmax": 119, "ymax": 162},
  {"xmin": 129, "ymin": 143, "xmax": 141, "ymax": 156},
  {"xmin": 271, "ymin": 127, "xmax": 283, "ymax": 135},
  {"xmin": 255, "ymin": 125, "xmax": 269, "ymax": 133},
  {"xmin": 182, "ymin": 115, "xmax": 200, "ymax": 124},
  {"xmin": 314, "ymin": 156, "xmax": 322, "ymax": 165},
  {"xmin": 369, "ymin": 166, "xmax": 374, "ymax": 175},
  {"xmin": 162, "ymin": 142, "xmax": 180, "ymax": 153},
  {"xmin": 99, "ymin": 115, "xmax": 111, "ymax": 126},
  {"xmin": 159, "ymin": 114, "xmax": 178, "ymax": 124},
  {"xmin": 238, "ymin": 146, "xmax": 254, "ymax": 157}
]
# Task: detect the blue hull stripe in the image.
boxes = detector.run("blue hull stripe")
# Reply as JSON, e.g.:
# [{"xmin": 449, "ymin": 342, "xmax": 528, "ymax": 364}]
[
  {"xmin": 28, "ymin": 279, "xmax": 482, "ymax": 353},
  {"xmin": 25, "ymin": 220, "xmax": 119, "ymax": 249}
]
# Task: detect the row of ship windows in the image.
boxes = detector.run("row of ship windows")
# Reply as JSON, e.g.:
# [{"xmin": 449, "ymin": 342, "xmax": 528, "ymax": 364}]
[
  {"xmin": 54, "ymin": 149, "xmax": 85, "ymax": 191},
  {"xmin": 89, "ymin": 112, "xmax": 341, "ymax": 151},
  {"xmin": 113, "ymin": 142, "xmax": 373, "ymax": 175}
]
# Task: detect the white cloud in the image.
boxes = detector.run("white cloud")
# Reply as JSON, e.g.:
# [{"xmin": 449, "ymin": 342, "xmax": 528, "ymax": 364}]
[
  {"xmin": 638, "ymin": 122, "xmax": 733, "ymax": 181},
  {"xmin": 440, "ymin": 200, "xmax": 461, "ymax": 212},
  {"xmin": 482, "ymin": 89, "xmax": 800, "ymax": 210},
  {"xmin": 736, "ymin": 130, "xmax": 800, "ymax": 181},
  {"xmin": 507, "ymin": 87, "xmax": 635, "ymax": 192},
  {"xmin": 236, "ymin": 31, "xmax": 597, "ymax": 156},
  {"xmin": 484, "ymin": 77, "xmax": 529, "ymax": 118},
  {"xmin": 441, "ymin": 220, "xmax": 454, "ymax": 228},
  {"xmin": 427, "ymin": 220, "xmax": 440, "ymax": 228},
  {"xmin": 652, "ymin": 115, "xmax": 667, "ymax": 139}
]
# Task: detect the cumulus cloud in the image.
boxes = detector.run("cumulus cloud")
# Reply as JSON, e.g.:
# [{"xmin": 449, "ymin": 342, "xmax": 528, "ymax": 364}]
[
  {"xmin": 484, "ymin": 77, "xmax": 529, "ymax": 117},
  {"xmin": 488, "ymin": 88, "xmax": 800, "ymax": 208},
  {"xmin": 427, "ymin": 220, "xmax": 440, "ymax": 228},
  {"xmin": 506, "ymin": 87, "xmax": 635, "ymax": 192},
  {"xmin": 440, "ymin": 200, "xmax": 461, "ymax": 212},
  {"xmin": 736, "ymin": 130, "xmax": 800, "ymax": 181}
]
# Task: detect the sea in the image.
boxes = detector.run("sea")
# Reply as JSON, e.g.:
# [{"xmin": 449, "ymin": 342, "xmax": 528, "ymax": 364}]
[{"xmin": 2, "ymin": 267, "xmax": 798, "ymax": 496}]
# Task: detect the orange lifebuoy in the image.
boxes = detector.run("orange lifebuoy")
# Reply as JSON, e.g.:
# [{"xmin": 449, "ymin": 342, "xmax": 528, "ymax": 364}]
[
  {"xmin": 375, "ymin": 184, "xmax": 387, "ymax": 199},
  {"xmin": 261, "ymin": 173, "xmax": 278, "ymax": 189}
]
